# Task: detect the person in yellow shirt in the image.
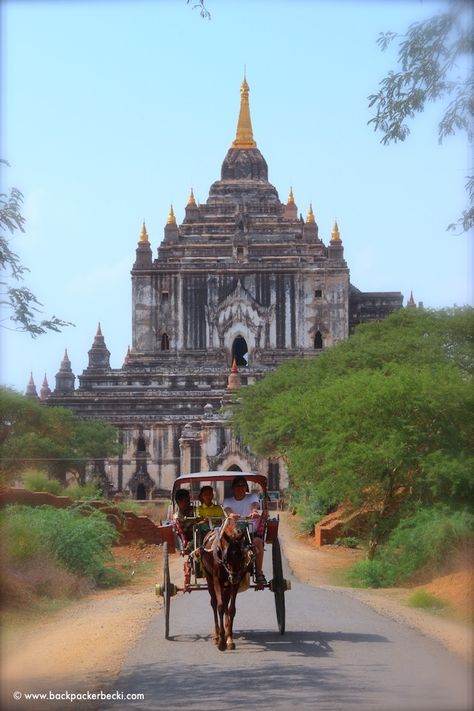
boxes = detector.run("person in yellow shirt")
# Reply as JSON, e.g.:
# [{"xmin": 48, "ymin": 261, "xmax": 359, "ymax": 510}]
[{"xmin": 197, "ymin": 485, "xmax": 225, "ymax": 521}]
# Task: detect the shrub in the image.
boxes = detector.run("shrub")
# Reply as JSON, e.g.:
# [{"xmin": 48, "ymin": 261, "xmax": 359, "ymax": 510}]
[
  {"xmin": 113, "ymin": 499, "xmax": 142, "ymax": 514},
  {"xmin": 288, "ymin": 483, "xmax": 336, "ymax": 535},
  {"xmin": 408, "ymin": 590, "xmax": 450, "ymax": 613},
  {"xmin": 1, "ymin": 504, "xmax": 119, "ymax": 586},
  {"xmin": 346, "ymin": 559, "xmax": 397, "ymax": 588},
  {"xmin": 348, "ymin": 506, "xmax": 474, "ymax": 587},
  {"xmin": 64, "ymin": 482, "xmax": 103, "ymax": 501},
  {"xmin": 335, "ymin": 536, "xmax": 359, "ymax": 549},
  {"xmin": 377, "ymin": 506, "xmax": 474, "ymax": 583},
  {"xmin": 23, "ymin": 470, "xmax": 63, "ymax": 495}
]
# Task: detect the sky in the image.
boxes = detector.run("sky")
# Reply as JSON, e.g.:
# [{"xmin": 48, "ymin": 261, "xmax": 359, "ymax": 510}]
[{"xmin": 1, "ymin": 0, "xmax": 472, "ymax": 394}]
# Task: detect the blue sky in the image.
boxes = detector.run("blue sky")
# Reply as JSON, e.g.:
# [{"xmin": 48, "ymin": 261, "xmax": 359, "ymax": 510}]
[{"xmin": 1, "ymin": 0, "xmax": 472, "ymax": 394}]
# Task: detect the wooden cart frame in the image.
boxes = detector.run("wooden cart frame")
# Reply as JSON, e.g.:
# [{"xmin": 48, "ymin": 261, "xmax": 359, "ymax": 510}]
[{"xmin": 156, "ymin": 471, "xmax": 291, "ymax": 639}]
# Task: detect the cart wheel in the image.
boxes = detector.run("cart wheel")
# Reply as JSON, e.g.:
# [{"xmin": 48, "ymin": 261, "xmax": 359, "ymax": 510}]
[
  {"xmin": 163, "ymin": 542, "xmax": 171, "ymax": 640},
  {"xmin": 272, "ymin": 537, "xmax": 286, "ymax": 635}
]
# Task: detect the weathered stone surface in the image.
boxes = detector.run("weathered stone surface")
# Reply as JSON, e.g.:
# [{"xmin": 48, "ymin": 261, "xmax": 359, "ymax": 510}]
[{"xmin": 48, "ymin": 83, "xmax": 403, "ymax": 499}]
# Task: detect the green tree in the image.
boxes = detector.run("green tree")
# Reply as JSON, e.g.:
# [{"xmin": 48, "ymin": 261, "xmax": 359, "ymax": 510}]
[
  {"xmin": 0, "ymin": 161, "xmax": 73, "ymax": 336},
  {"xmin": 231, "ymin": 308, "xmax": 474, "ymax": 557},
  {"xmin": 0, "ymin": 387, "xmax": 121, "ymax": 485},
  {"xmin": 368, "ymin": 1, "xmax": 473, "ymax": 233}
]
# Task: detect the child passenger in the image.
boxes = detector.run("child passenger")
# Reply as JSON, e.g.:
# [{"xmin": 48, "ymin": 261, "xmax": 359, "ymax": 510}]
[{"xmin": 197, "ymin": 485, "xmax": 225, "ymax": 520}]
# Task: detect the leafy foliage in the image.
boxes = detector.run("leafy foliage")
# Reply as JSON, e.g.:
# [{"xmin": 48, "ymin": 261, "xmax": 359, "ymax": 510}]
[
  {"xmin": 348, "ymin": 506, "xmax": 474, "ymax": 587},
  {"xmin": 231, "ymin": 308, "xmax": 474, "ymax": 556},
  {"xmin": 0, "ymin": 161, "xmax": 73, "ymax": 335},
  {"xmin": 1, "ymin": 503, "xmax": 119, "ymax": 586},
  {"xmin": 23, "ymin": 470, "xmax": 63, "ymax": 495},
  {"xmin": 367, "ymin": 1, "xmax": 473, "ymax": 233},
  {"xmin": 0, "ymin": 387, "xmax": 121, "ymax": 483}
]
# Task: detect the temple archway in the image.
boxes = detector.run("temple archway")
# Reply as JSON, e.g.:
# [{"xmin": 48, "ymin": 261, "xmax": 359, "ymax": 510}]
[
  {"xmin": 314, "ymin": 330, "xmax": 323, "ymax": 349},
  {"xmin": 136, "ymin": 483, "xmax": 147, "ymax": 500},
  {"xmin": 231, "ymin": 336, "xmax": 248, "ymax": 366}
]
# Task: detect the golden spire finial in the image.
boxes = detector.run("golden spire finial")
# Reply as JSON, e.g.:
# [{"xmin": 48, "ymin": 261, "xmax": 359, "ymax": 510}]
[
  {"xmin": 288, "ymin": 187, "xmax": 295, "ymax": 205},
  {"xmin": 331, "ymin": 220, "xmax": 341, "ymax": 241},
  {"xmin": 139, "ymin": 221, "xmax": 149, "ymax": 243},
  {"xmin": 167, "ymin": 204, "xmax": 176, "ymax": 225},
  {"xmin": 306, "ymin": 203, "xmax": 315, "ymax": 224},
  {"xmin": 232, "ymin": 76, "xmax": 257, "ymax": 149},
  {"xmin": 187, "ymin": 188, "xmax": 197, "ymax": 207}
]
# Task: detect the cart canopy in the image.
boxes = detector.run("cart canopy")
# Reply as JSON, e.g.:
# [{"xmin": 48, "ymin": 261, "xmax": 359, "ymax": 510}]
[{"xmin": 171, "ymin": 471, "xmax": 267, "ymax": 500}]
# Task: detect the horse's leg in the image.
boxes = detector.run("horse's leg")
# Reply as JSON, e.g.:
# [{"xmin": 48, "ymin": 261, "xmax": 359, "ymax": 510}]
[
  {"xmin": 215, "ymin": 575, "xmax": 227, "ymax": 651},
  {"xmin": 225, "ymin": 587, "xmax": 238, "ymax": 650},
  {"xmin": 204, "ymin": 570, "xmax": 219, "ymax": 643}
]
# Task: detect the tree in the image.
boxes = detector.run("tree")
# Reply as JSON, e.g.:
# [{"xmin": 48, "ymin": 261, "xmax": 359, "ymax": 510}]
[
  {"xmin": 368, "ymin": 0, "xmax": 474, "ymax": 233},
  {"xmin": 0, "ymin": 387, "xmax": 121, "ymax": 485},
  {"xmin": 0, "ymin": 161, "xmax": 73, "ymax": 336},
  {"xmin": 187, "ymin": 0, "xmax": 211, "ymax": 20},
  {"xmin": 230, "ymin": 308, "xmax": 474, "ymax": 557}
]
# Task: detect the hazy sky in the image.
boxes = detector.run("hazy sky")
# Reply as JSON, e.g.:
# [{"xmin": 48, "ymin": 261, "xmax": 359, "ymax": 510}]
[{"xmin": 1, "ymin": 0, "xmax": 472, "ymax": 394}]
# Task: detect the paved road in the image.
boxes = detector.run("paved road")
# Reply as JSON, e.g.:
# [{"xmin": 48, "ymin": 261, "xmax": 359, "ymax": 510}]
[{"xmin": 101, "ymin": 550, "xmax": 472, "ymax": 711}]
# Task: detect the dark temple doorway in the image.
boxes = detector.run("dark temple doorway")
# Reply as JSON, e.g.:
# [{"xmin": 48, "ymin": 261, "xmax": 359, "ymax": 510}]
[{"xmin": 231, "ymin": 336, "xmax": 249, "ymax": 366}]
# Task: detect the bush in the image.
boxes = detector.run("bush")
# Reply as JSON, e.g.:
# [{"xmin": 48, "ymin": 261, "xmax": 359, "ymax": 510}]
[
  {"xmin": 408, "ymin": 590, "xmax": 450, "ymax": 613},
  {"xmin": 378, "ymin": 506, "xmax": 474, "ymax": 583},
  {"xmin": 1, "ymin": 504, "xmax": 119, "ymax": 586},
  {"xmin": 65, "ymin": 482, "xmax": 103, "ymax": 501},
  {"xmin": 23, "ymin": 470, "xmax": 63, "ymax": 496},
  {"xmin": 335, "ymin": 536, "xmax": 359, "ymax": 549},
  {"xmin": 288, "ymin": 483, "xmax": 336, "ymax": 535},
  {"xmin": 113, "ymin": 499, "xmax": 142, "ymax": 514},
  {"xmin": 348, "ymin": 506, "xmax": 474, "ymax": 587},
  {"xmin": 346, "ymin": 559, "xmax": 397, "ymax": 588}
]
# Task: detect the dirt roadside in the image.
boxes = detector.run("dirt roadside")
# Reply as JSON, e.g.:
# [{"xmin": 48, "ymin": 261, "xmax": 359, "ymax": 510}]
[{"xmin": 1, "ymin": 512, "xmax": 472, "ymax": 702}]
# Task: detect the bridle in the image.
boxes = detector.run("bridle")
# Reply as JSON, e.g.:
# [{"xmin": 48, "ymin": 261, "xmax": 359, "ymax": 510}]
[{"xmin": 216, "ymin": 536, "xmax": 248, "ymax": 586}]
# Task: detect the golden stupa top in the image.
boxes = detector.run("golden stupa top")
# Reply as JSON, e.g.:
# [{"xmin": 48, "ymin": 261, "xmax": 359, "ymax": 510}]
[
  {"xmin": 187, "ymin": 188, "xmax": 197, "ymax": 207},
  {"xmin": 331, "ymin": 220, "xmax": 341, "ymax": 241},
  {"xmin": 167, "ymin": 205, "xmax": 176, "ymax": 225},
  {"xmin": 288, "ymin": 187, "xmax": 295, "ymax": 205},
  {"xmin": 139, "ymin": 221, "xmax": 149, "ymax": 243},
  {"xmin": 232, "ymin": 77, "xmax": 257, "ymax": 149},
  {"xmin": 306, "ymin": 203, "xmax": 315, "ymax": 224}
]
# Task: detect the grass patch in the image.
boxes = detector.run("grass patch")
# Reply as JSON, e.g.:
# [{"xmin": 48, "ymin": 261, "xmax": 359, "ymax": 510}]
[{"xmin": 407, "ymin": 589, "xmax": 451, "ymax": 614}]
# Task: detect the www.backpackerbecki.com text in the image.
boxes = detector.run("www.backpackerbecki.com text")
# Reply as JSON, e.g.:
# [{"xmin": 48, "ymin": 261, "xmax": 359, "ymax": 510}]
[{"xmin": 12, "ymin": 690, "xmax": 144, "ymax": 702}]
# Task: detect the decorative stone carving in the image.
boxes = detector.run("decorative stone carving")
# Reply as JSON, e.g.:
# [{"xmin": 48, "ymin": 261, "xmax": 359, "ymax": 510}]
[
  {"xmin": 207, "ymin": 435, "xmax": 259, "ymax": 472},
  {"xmin": 205, "ymin": 280, "xmax": 274, "ymax": 351}
]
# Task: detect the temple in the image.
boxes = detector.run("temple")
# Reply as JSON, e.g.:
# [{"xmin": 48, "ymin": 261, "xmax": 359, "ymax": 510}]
[{"xmin": 31, "ymin": 78, "xmax": 403, "ymax": 498}]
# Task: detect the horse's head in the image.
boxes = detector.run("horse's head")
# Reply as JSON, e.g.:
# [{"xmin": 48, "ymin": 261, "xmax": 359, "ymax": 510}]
[{"xmin": 220, "ymin": 533, "xmax": 246, "ymax": 586}]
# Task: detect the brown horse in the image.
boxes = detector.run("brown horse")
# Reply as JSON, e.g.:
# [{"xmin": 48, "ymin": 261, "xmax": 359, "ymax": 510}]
[{"xmin": 200, "ymin": 519, "xmax": 253, "ymax": 651}]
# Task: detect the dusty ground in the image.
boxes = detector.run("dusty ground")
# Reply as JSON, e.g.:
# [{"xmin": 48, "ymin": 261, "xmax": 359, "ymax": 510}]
[{"xmin": 1, "ymin": 513, "xmax": 472, "ymax": 704}]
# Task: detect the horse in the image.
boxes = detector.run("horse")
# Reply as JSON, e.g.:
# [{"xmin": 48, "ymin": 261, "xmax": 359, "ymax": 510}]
[{"xmin": 200, "ymin": 518, "xmax": 253, "ymax": 651}]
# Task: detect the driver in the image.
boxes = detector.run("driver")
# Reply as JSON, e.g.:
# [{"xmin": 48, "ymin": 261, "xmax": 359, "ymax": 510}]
[{"xmin": 223, "ymin": 476, "xmax": 267, "ymax": 590}]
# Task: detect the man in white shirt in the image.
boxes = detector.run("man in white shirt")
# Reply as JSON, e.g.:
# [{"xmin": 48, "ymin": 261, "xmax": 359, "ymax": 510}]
[{"xmin": 223, "ymin": 476, "xmax": 267, "ymax": 589}]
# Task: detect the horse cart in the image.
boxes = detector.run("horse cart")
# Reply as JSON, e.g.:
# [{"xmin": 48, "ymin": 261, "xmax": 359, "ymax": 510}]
[{"xmin": 155, "ymin": 471, "xmax": 291, "ymax": 648}]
